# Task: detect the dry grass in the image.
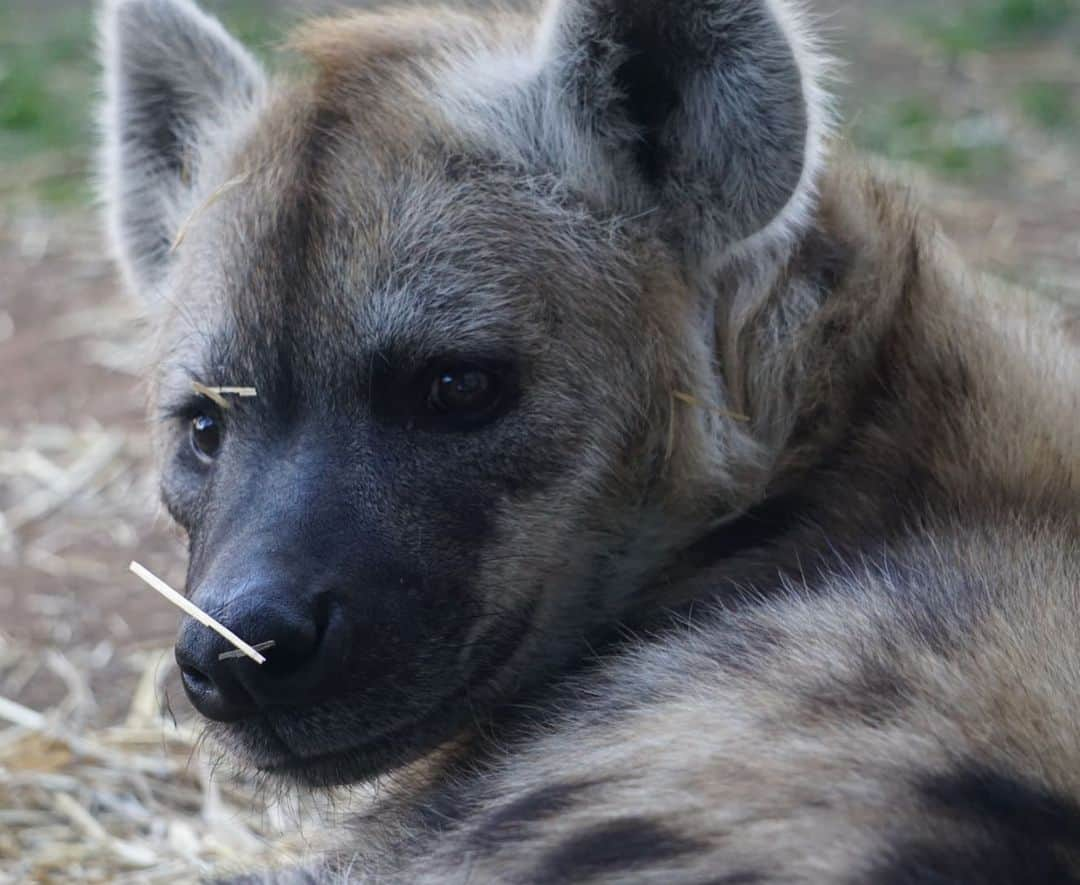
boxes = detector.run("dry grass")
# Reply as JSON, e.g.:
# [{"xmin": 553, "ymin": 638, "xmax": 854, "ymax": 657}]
[
  {"xmin": 0, "ymin": 639, "xmax": 314, "ymax": 884},
  {"xmin": 0, "ymin": 213, "xmax": 323, "ymax": 883}
]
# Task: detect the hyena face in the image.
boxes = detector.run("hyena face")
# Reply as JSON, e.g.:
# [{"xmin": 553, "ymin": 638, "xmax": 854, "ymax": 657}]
[{"xmin": 102, "ymin": 0, "xmax": 824, "ymax": 784}]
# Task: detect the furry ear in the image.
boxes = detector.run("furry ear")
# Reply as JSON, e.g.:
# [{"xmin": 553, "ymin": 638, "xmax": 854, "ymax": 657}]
[
  {"xmin": 100, "ymin": 0, "xmax": 266, "ymax": 298},
  {"xmin": 538, "ymin": 0, "xmax": 827, "ymax": 262}
]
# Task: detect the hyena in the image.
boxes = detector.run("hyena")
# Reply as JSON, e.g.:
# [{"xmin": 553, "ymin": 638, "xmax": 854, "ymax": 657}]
[{"xmin": 100, "ymin": 0, "xmax": 1080, "ymax": 880}]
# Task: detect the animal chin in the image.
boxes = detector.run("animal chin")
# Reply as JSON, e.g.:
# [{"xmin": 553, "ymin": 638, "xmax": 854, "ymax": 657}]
[
  {"xmin": 213, "ymin": 612, "xmax": 539, "ymax": 786},
  {"xmin": 221, "ymin": 696, "xmax": 467, "ymax": 787},
  {"xmin": 259, "ymin": 737, "xmax": 424, "ymax": 788}
]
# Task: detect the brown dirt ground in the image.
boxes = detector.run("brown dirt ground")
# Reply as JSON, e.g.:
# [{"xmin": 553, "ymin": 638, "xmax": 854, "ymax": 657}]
[{"xmin": 0, "ymin": 211, "xmax": 189, "ymax": 722}]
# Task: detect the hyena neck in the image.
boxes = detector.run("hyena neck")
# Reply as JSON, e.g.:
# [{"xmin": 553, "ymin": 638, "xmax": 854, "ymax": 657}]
[
  {"xmin": 625, "ymin": 155, "xmax": 922, "ymax": 613},
  {"xmin": 578, "ymin": 159, "xmax": 854, "ymax": 620},
  {"xmin": 644, "ymin": 151, "xmax": 1080, "ymax": 614},
  {"xmin": 712, "ymin": 155, "xmax": 902, "ymax": 495}
]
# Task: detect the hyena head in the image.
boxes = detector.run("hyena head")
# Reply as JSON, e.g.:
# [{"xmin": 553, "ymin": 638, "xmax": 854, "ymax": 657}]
[{"xmin": 102, "ymin": 0, "xmax": 827, "ymax": 785}]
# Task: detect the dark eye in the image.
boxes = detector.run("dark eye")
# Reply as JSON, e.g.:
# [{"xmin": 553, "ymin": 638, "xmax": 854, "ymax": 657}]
[
  {"xmin": 426, "ymin": 364, "xmax": 503, "ymax": 420},
  {"xmin": 190, "ymin": 414, "xmax": 222, "ymax": 460}
]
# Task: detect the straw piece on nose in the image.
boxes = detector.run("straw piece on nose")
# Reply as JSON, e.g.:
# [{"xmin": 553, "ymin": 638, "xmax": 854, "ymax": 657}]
[
  {"xmin": 219, "ymin": 640, "xmax": 276, "ymax": 661},
  {"xmin": 128, "ymin": 561, "xmax": 267, "ymax": 664}
]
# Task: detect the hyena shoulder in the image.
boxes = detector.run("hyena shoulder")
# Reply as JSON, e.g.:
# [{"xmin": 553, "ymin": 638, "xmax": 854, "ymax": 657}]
[{"xmin": 349, "ymin": 519, "xmax": 1080, "ymax": 884}]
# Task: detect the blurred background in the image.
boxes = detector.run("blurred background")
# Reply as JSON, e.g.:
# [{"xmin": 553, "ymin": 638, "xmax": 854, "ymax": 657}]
[{"xmin": 0, "ymin": 0, "xmax": 1078, "ymax": 879}]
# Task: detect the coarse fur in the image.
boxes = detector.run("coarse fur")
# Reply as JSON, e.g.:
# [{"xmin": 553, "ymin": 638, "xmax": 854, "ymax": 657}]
[{"xmin": 98, "ymin": 0, "xmax": 1080, "ymax": 880}]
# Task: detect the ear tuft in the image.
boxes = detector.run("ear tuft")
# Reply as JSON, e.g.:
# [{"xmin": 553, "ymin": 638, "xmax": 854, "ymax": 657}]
[{"xmin": 100, "ymin": 0, "xmax": 266, "ymax": 299}]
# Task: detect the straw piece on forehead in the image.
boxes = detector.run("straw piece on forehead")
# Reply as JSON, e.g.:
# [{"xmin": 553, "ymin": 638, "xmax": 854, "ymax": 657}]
[
  {"xmin": 192, "ymin": 383, "xmax": 258, "ymax": 409},
  {"xmin": 211, "ymin": 387, "xmax": 257, "ymax": 397},
  {"xmin": 192, "ymin": 382, "xmax": 230, "ymax": 409},
  {"xmin": 128, "ymin": 561, "xmax": 267, "ymax": 665}
]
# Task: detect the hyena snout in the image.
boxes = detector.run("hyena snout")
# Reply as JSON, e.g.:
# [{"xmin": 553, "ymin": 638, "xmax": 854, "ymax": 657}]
[
  {"xmin": 175, "ymin": 562, "xmax": 344, "ymax": 722},
  {"xmin": 169, "ymin": 428, "xmax": 499, "ymax": 741}
]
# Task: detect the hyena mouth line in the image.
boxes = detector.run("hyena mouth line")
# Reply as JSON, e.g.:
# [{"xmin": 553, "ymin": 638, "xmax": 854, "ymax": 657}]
[{"xmin": 227, "ymin": 598, "xmax": 540, "ymax": 779}]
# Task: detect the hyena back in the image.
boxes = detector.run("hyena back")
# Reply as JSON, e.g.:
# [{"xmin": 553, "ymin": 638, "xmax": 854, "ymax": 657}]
[{"xmin": 99, "ymin": 0, "xmax": 1080, "ymax": 880}]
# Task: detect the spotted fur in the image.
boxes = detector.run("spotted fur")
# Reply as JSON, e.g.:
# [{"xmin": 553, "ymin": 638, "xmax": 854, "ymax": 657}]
[{"xmin": 99, "ymin": 0, "xmax": 1080, "ymax": 881}]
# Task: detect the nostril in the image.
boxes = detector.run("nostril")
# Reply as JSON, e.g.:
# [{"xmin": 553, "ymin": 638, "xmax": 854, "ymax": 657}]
[
  {"xmin": 179, "ymin": 663, "xmax": 214, "ymax": 694},
  {"xmin": 178, "ymin": 654, "xmax": 258, "ymax": 722},
  {"xmin": 176, "ymin": 630, "xmax": 260, "ymax": 722},
  {"xmin": 176, "ymin": 592, "xmax": 339, "ymax": 712}
]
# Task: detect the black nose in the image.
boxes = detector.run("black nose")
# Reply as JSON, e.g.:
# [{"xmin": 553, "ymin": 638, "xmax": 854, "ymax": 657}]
[{"xmin": 175, "ymin": 586, "xmax": 335, "ymax": 722}]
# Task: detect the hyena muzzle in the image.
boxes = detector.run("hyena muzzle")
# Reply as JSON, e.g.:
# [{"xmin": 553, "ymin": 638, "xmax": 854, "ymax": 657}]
[{"xmin": 100, "ymin": 0, "xmax": 1080, "ymax": 880}]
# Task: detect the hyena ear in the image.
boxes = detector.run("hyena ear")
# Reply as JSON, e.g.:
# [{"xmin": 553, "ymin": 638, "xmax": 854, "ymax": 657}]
[
  {"xmin": 100, "ymin": 0, "xmax": 266, "ymax": 298},
  {"xmin": 538, "ymin": 0, "xmax": 827, "ymax": 262}
]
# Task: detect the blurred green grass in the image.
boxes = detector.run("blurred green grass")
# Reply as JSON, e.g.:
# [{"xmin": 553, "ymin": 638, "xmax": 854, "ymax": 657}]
[
  {"xmin": 0, "ymin": 0, "xmax": 1077, "ymax": 207},
  {"xmin": 847, "ymin": 0, "xmax": 1078, "ymax": 182},
  {"xmin": 911, "ymin": 0, "xmax": 1077, "ymax": 55},
  {"xmin": 853, "ymin": 96, "xmax": 1012, "ymax": 179},
  {"xmin": 1015, "ymin": 81, "xmax": 1077, "ymax": 130},
  {"xmin": 0, "ymin": 6, "xmax": 94, "ymax": 204},
  {"xmin": 0, "ymin": 1, "xmax": 288, "ymax": 207}
]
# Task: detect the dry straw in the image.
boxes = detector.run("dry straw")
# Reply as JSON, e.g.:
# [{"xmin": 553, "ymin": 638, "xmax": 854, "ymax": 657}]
[
  {"xmin": 170, "ymin": 172, "xmax": 251, "ymax": 253},
  {"xmin": 0, "ymin": 640, "xmax": 315, "ymax": 881},
  {"xmin": 219, "ymin": 640, "xmax": 276, "ymax": 662},
  {"xmin": 191, "ymin": 382, "xmax": 258, "ymax": 410},
  {"xmin": 128, "ymin": 562, "xmax": 268, "ymax": 665}
]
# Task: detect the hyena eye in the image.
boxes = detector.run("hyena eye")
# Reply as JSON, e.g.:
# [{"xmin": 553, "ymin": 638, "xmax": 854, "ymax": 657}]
[
  {"xmin": 425, "ymin": 363, "xmax": 504, "ymax": 422},
  {"xmin": 190, "ymin": 414, "xmax": 223, "ymax": 460}
]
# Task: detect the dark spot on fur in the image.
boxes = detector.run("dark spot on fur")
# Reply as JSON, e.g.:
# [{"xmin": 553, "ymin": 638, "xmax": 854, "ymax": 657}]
[
  {"xmin": 868, "ymin": 764, "xmax": 1080, "ymax": 884},
  {"xmin": 869, "ymin": 838, "xmax": 1080, "ymax": 885},
  {"xmin": 921, "ymin": 763, "xmax": 1080, "ymax": 844},
  {"xmin": 799, "ymin": 656, "xmax": 910, "ymax": 727},
  {"xmin": 671, "ymin": 490, "xmax": 808, "ymax": 585},
  {"xmin": 468, "ymin": 781, "xmax": 598, "ymax": 849},
  {"xmin": 533, "ymin": 817, "xmax": 702, "ymax": 882}
]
